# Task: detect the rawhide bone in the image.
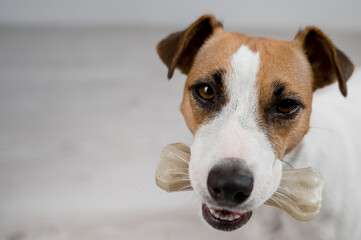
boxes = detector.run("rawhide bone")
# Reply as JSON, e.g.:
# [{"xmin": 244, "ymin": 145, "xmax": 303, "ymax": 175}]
[{"xmin": 155, "ymin": 143, "xmax": 325, "ymax": 222}]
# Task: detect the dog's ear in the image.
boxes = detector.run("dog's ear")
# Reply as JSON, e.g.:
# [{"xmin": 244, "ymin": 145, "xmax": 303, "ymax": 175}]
[
  {"xmin": 157, "ymin": 14, "xmax": 223, "ymax": 79},
  {"xmin": 294, "ymin": 27, "xmax": 354, "ymax": 97}
]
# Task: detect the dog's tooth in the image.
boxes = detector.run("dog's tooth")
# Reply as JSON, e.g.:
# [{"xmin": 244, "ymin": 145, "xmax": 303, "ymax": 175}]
[
  {"xmin": 214, "ymin": 213, "xmax": 220, "ymax": 218},
  {"xmin": 234, "ymin": 214, "xmax": 241, "ymax": 219},
  {"xmin": 210, "ymin": 208, "xmax": 215, "ymax": 214},
  {"xmin": 222, "ymin": 216, "xmax": 233, "ymax": 221}
]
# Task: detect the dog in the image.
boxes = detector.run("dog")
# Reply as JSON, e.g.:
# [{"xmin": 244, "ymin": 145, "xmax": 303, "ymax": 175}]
[{"xmin": 157, "ymin": 15, "xmax": 361, "ymax": 239}]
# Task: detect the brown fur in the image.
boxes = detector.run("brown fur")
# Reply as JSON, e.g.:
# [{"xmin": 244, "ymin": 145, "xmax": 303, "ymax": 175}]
[
  {"xmin": 181, "ymin": 30, "xmax": 248, "ymax": 133},
  {"xmin": 157, "ymin": 15, "xmax": 222, "ymax": 79},
  {"xmin": 255, "ymin": 39, "xmax": 313, "ymax": 159},
  {"xmin": 157, "ymin": 15, "xmax": 354, "ymax": 159},
  {"xmin": 294, "ymin": 27, "xmax": 354, "ymax": 96}
]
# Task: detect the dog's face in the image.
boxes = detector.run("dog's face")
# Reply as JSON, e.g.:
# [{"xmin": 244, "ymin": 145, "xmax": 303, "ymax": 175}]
[
  {"xmin": 157, "ymin": 15, "xmax": 353, "ymax": 231},
  {"xmin": 184, "ymin": 32, "xmax": 313, "ymax": 230}
]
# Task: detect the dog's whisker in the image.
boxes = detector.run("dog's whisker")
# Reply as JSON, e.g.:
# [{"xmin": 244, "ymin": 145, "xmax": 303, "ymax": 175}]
[
  {"xmin": 309, "ymin": 126, "xmax": 338, "ymax": 134},
  {"xmin": 277, "ymin": 186, "xmax": 294, "ymax": 193},
  {"xmin": 167, "ymin": 145, "xmax": 191, "ymax": 157},
  {"xmin": 163, "ymin": 149, "xmax": 189, "ymax": 165},
  {"xmin": 282, "ymin": 155, "xmax": 310, "ymax": 164},
  {"xmin": 164, "ymin": 171, "xmax": 189, "ymax": 176},
  {"xmin": 166, "ymin": 178, "xmax": 190, "ymax": 182},
  {"xmin": 282, "ymin": 156, "xmax": 297, "ymax": 162},
  {"xmin": 164, "ymin": 169, "xmax": 189, "ymax": 174},
  {"xmin": 281, "ymin": 160, "xmax": 294, "ymax": 169},
  {"xmin": 163, "ymin": 168, "xmax": 189, "ymax": 172},
  {"xmin": 165, "ymin": 167, "xmax": 189, "ymax": 170},
  {"xmin": 273, "ymin": 191, "xmax": 298, "ymax": 208},
  {"xmin": 269, "ymin": 196, "xmax": 283, "ymax": 210},
  {"xmin": 163, "ymin": 149, "xmax": 190, "ymax": 161},
  {"xmin": 177, "ymin": 184, "xmax": 193, "ymax": 191},
  {"xmin": 277, "ymin": 186, "xmax": 287, "ymax": 190},
  {"xmin": 162, "ymin": 169, "xmax": 189, "ymax": 176}
]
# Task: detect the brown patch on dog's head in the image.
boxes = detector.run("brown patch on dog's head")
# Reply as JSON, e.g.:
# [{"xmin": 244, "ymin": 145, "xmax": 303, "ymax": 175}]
[
  {"xmin": 180, "ymin": 31, "xmax": 254, "ymax": 133},
  {"xmin": 157, "ymin": 16, "xmax": 354, "ymax": 158},
  {"xmin": 157, "ymin": 14, "xmax": 222, "ymax": 79},
  {"xmin": 157, "ymin": 14, "xmax": 226, "ymax": 133},
  {"xmin": 247, "ymin": 38, "xmax": 313, "ymax": 159},
  {"xmin": 294, "ymin": 26, "xmax": 354, "ymax": 96},
  {"xmin": 255, "ymin": 26, "xmax": 354, "ymax": 158}
]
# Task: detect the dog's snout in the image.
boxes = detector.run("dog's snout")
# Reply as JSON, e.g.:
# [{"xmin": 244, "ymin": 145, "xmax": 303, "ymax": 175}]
[{"xmin": 207, "ymin": 158, "xmax": 254, "ymax": 206}]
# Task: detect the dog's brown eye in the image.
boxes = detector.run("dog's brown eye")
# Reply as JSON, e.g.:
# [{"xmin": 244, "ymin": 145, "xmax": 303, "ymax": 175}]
[
  {"xmin": 196, "ymin": 84, "xmax": 215, "ymax": 101},
  {"xmin": 277, "ymin": 99, "xmax": 299, "ymax": 114}
]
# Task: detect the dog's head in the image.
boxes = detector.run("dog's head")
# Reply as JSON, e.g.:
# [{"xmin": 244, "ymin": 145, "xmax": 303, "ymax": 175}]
[{"xmin": 157, "ymin": 15, "xmax": 354, "ymax": 231}]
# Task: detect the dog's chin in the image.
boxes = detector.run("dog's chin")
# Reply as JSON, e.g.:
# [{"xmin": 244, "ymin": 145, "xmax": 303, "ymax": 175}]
[{"xmin": 202, "ymin": 203, "xmax": 252, "ymax": 231}]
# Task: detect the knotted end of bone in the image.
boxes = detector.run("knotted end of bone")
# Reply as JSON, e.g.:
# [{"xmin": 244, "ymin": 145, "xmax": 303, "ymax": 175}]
[
  {"xmin": 264, "ymin": 167, "xmax": 324, "ymax": 221},
  {"xmin": 155, "ymin": 143, "xmax": 192, "ymax": 192}
]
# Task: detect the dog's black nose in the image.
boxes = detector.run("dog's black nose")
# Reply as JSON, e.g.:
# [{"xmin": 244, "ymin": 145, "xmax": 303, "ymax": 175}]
[{"xmin": 207, "ymin": 158, "xmax": 254, "ymax": 206}]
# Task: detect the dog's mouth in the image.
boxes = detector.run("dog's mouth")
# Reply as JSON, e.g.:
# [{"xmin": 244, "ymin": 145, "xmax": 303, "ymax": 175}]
[{"xmin": 202, "ymin": 203, "xmax": 252, "ymax": 231}]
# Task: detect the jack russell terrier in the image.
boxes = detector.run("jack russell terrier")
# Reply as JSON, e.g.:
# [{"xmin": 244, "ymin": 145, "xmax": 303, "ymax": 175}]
[{"xmin": 157, "ymin": 15, "xmax": 361, "ymax": 239}]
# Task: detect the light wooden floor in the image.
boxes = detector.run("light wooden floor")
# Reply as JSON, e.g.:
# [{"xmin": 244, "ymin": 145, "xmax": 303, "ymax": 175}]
[{"xmin": 0, "ymin": 25, "xmax": 360, "ymax": 239}]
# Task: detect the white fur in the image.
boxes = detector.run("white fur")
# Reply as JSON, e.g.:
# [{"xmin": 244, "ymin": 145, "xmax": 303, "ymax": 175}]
[
  {"xmin": 232, "ymin": 68, "xmax": 361, "ymax": 240},
  {"xmin": 189, "ymin": 45, "xmax": 282, "ymax": 212},
  {"xmin": 188, "ymin": 43, "xmax": 361, "ymax": 238}
]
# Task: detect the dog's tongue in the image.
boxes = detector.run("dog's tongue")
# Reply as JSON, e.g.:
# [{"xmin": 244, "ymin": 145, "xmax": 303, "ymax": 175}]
[{"xmin": 155, "ymin": 143, "xmax": 325, "ymax": 223}]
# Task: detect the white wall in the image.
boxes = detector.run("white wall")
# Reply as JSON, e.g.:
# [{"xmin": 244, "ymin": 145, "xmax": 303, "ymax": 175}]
[{"xmin": 0, "ymin": 0, "xmax": 361, "ymax": 31}]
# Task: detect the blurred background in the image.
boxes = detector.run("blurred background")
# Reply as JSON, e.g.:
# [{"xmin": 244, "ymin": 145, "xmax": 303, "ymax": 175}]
[{"xmin": 0, "ymin": 0, "xmax": 360, "ymax": 239}]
